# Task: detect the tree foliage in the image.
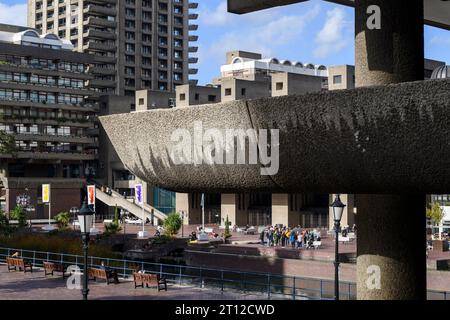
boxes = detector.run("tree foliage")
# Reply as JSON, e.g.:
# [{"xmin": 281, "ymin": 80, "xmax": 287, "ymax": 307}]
[
  {"xmin": 55, "ymin": 212, "xmax": 70, "ymax": 230},
  {"xmin": 0, "ymin": 130, "xmax": 17, "ymax": 155},
  {"xmin": 10, "ymin": 206, "xmax": 26, "ymax": 227},
  {"xmin": 164, "ymin": 212, "xmax": 182, "ymax": 236},
  {"xmin": 426, "ymin": 202, "xmax": 445, "ymax": 225},
  {"xmin": 104, "ymin": 205, "xmax": 122, "ymax": 236}
]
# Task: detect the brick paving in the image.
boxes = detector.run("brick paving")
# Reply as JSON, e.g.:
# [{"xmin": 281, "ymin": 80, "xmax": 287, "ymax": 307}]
[{"xmin": 0, "ymin": 266, "xmax": 273, "ymax": 300}]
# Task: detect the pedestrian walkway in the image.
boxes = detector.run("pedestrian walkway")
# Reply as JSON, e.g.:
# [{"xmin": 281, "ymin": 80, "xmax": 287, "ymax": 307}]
[{"xmin": 0, "ymin": 266, "xmax": 271, "ymax": 300}]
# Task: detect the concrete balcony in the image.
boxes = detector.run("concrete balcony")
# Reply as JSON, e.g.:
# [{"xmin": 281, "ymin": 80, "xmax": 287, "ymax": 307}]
[
  {"xmin": 188, "ymin": 46, "xmax": 198, "ymax": 53},
  {"xmin": 83, "ymin": 41, "xmax": 116, "ymax": 52},
  {"xmin": 84, "ymin": 29, "xmax": 116, "ymax": 40},
  {"xmin": 113, "ymin": 179, "xmax": 136, "ymax": 189},
  {"xmin": 88, "ymin": 66, "xmax": 116, "ymax": 76},
  {"xmin": 83, "ymin": 0, "xmax": 116, "ymax": 5},
  {"xmin": 189, "ymin": 2, "xmax": 198, "ymax": 9},
  {"xmin": 0, "ymin": 152, "xmax": 97, "ymax": 161},
  {"xmin": 189, "ymin": 35, "xmax": 198, "ymax": 42},
  {"xmin": 84, "ymin": 16, "xmax": 117, "ymax": 28},
  {"xmin": 1, "ymin": 177, "xmax": 87, "ymax": 189},
  {"xmin": 14, "ymin": 133, "xmax": 96, "ymax": 144},
  {"xmin": 0, "ymin": 82, "xmax": 92, "ymax": 97},
  {"xmin": 0, "ymin": 99, "xmax": 98, "ymax": 113},
  {"xmin": 188, "ymin": 68, "xmax": 198, "ymax": 75},
  {"xmin": 93, "ymin": 55, "xmax": 117, "ymax": 64},
  {"xmin": 83, "ymin": 4, "xmax": 117, "ymax": 17},
  {"xmin": 99, "ymin": 79, "xmax": 450, "ymax": 194},
  {"xmin": 188, "ymin": 57, "xmax": 198, "ymax": 64},
  {"xmin": 0, "ymin": 63, "xmax": 92, "ymax": 80},
  {"xmin": 189, "ymin": 24, "xmax": 198, "ymax": 31},
  {"xmin": 0, "ymin": 115, "xmax": 93, "ymax": 128},
  {"xmin": 188, "ymin": 13, "xmax": 198, "ymax": 20},
  {"xmin": 87, "ymin": 78, "xmax": 116, "ymax": 88}
]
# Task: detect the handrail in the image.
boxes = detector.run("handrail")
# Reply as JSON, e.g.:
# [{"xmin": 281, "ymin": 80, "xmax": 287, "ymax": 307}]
[{"xmin": 0, "ymin": 246, "xmax": 448, "ymax": 300}]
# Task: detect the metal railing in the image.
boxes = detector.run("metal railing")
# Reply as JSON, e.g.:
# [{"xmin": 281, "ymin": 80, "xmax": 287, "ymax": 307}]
[{"xmin": 0, "ymin": 247, "xmax": 448, "ymax": 300}]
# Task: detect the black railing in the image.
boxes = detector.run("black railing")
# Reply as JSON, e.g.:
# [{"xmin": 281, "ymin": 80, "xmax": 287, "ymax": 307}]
[{"xmin": 0, "ymin": 247, "xmax": 448, "ymax": 300}]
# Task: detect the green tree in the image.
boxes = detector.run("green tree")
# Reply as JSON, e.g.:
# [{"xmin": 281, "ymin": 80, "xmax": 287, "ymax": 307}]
[
  {"xmin": 10, "ymin": 206, "xmax": 26, "ymax": 227},
  {"xmin": 55, "ymin": 212, "xmax": 70, "ymax": 230},
  {"xmin": 426, "ymin": 202, "xmax": 445, "ymax": 239},
  {"xmin": 164, "ymin": 212, "xmax": 182, "ymax": 236},
  {"xmin": 0, "ymin": 130, "xmax": 17, "ymax": 155},
  {"xmin": 0, "ymin": 210, "xmax": 12, "ymax": 235},
  {"xmin": 224, "ymin": 215, "xmax": 232, "ymax": 239}
]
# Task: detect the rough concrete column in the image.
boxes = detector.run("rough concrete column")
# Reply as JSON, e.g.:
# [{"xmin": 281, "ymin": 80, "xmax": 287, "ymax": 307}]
[
  {"xmin": 354, "ymin": 0, "xmax": 426, "ymax": 300},
  {"xmin": 272, "ymin": 193, "xmax": 295, "ymax": 226},
  {"xmin": 356, "ymin": 195, "xmax": 426, "ymax": 300},
  {"xmin": 355, "ymin": 0, "xmax": 424, "ymax": 87},
  {"xmin": 221, "ymin": 193, "xmax": 237, "ymax": 226},
  {"xmin": 176, "ymin": 193, "xmax": 190, "ymax": 225}
]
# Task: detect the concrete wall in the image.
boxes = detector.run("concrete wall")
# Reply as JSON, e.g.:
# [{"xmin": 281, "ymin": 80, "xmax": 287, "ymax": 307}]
[
  {"xmin": 271, "ymin": 72, "xmax": 325, "ymax": 96},
  {"xmin": 176, "ymin": 84, "xmax": 221, "ymax": 107},
  {"xmin": 135, "ymin": 90, "xmax": 175, "ymax": 111},
  {"xmin": 328, "ymin": 65, "xmax": 355, "ymax": 90},
  {"xmin": 221, "ymin": 78, "xmax": 271, "ymax": 102}
]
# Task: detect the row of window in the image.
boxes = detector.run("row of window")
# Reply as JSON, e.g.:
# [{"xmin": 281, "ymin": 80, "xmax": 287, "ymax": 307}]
[
  {"xmin": 0, "ymin": 106, "xmax": 90, "ymax": 121},
  {"xmin": 0, "ymin": 54, "xmax": 86, "ymax": 73},
  {"xmin": 0, "ymin": 124, "xmax": 84, "ymax": 137},
  {"xmin": 0, "ymin": 89, "xmax": 85, "ymax": 105},
  {"xmin": 0, "ymin": 72, "xmax": 84, "ymax": 89}
]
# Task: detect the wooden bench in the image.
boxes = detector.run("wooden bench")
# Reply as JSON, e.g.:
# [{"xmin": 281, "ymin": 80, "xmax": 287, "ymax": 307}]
[
  {"xmin": 43, "ymin": 261, "xmax": 69, "ymax": 278},
  {"xmin": 88, "ymin": 267, "xmax": 119, "ymax": 285},
  {"xmin": 6, "ymin": 257, "xmax": 32, "ymax": 273},
  {"xmin": 133, "ymin": 272, "xmax": 167, "ymax": 291}
]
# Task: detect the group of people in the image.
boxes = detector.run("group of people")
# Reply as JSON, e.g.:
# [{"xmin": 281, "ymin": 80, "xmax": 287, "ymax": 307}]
[{"xmin": 259, "ymin": 226, "xmax": 322, "ymax": 249}]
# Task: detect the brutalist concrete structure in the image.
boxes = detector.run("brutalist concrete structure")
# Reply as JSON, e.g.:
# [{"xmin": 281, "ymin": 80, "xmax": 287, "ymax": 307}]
[
  {"xmin": 101, "ymin": 0, "xmax": 450, "ymax": 300},
  {"xmin": 28, "ymin": 0, "xmax": 198, "ymax": 96}
]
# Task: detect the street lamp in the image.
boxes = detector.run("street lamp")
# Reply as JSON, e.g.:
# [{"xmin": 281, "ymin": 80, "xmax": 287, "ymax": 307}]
[
  {"xmin": 330, "ymin": 193, "xmax": 346, "ymax": 301},
  {"xmin": 77, "ymin": 198, "xmax": 94, "ymax": 301},
  {"xmin": 70, "ymin": 207, "xmax": 79, "ymax": 230}
]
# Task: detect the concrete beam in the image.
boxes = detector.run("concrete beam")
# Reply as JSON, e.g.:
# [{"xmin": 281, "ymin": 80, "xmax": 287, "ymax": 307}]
[
  {"xmin": 227, "ymin": 0, "xmax": 450, "ymax": 30},
  {"xmin": 227, "ymin": 0, "xmax": 306, "ymax": 14},
  {"xmin": 100, "ymin": 79, "xmax": 450, "ymax": 195}
]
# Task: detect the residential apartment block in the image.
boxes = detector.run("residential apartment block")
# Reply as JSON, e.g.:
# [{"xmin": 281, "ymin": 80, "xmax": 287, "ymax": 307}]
[
  {"xmin": 0, "ymin": 24, "xmax": 99, "ymax": 217},
  {"xmin": 27, "ymin": 0, "xmax": 198, "ymax": 96}
]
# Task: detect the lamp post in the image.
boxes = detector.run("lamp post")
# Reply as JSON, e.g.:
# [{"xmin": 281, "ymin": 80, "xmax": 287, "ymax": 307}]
[
  {"xmin": 70, "ymin": 207, "xmax": 79, "ymax": 230},
  {"xmin": 77, "ymin": 198, "xmax": 94, "ymax": 301},
  {"xmin": 330, "ymin": 194, "xmax": 346, "ymax": 301}
]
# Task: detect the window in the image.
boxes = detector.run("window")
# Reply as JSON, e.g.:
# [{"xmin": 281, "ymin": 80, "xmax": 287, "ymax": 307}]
[
  {"xmin": 241, "ymin": 88, "xmax": 246, "ymax": 96},
  {"xmin": 125, "ymin": 43, "xmax": 135, "ymax": 53},
  {"xmin": 125, "ymin": 8, "xmax": 135, "ymax": 17},
  {"xmin": 194, "ymin": 93, "xmax": 199, "ymax": 101},
  {"xmin": 208, "ymin": 95, "xmax": 216, "ymax": 102},
  {"xmin": 333, "ymin": 75, "xmax": 342, "ymax": 84},
  {"xmin": 179, "ymin": 93, "xmax": 185, "ymax": 101},
  {"xmin": 276, "ymin": 82, "xmax": 284, "ymax": 90},
  {"xmin": 225, "ymin": 88, "xmax": 232, "ymax": 96},
  {"xmin": 138, "ymin": 98, "xmax": 144, "ymax": 105}
]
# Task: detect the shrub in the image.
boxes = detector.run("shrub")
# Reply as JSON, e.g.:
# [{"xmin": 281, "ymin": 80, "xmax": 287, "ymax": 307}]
[
  {"xmin": 10, "ymin": 206, "xmax": 27, "ymax": 227},
  {"xmin": 103, "ymin": 206, "xmax": 122, "ymax": 236},
  {"xmin": 0, "ymin": 210, "xmax": 13, "ymax": 236},
  {"xmin": 164, "ymin": 212, "xmax": 182, "ymax": 236},
  {"xmin": 0, "ymin": 233, "xmax": 119, "ymax": 258},
  {"xmin": 55, "ymin": 212, "xmax": 70, "ymax": 230}
]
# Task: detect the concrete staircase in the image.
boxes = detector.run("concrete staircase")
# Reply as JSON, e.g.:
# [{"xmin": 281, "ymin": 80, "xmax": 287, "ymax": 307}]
[{"xmin": 93, "ymin": 184, "xmax": 167, "ymax": 223}]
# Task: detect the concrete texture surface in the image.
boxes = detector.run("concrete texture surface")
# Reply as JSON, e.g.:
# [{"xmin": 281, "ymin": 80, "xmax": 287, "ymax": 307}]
[{"xmin": 100, "ymin": 79, "xmax": 450, "ymax": 194}]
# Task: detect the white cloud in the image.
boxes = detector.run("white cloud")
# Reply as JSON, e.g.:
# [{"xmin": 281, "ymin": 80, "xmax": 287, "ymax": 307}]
[
  {"xmin": 430, "ymin": 36, "xmax": 450, "ymax": 46},
  {"xmin": 197, "ymin": 4, "xmax": 321, "ymax": 74},
  {"xmin": 313, "ymin": 7, "xmax": 351, "ymax": 58},
  {"xmin": 0, "ymin": 2, "xmax": 27, "ymax": 27},
  {"xmin": 199, "ymin": 1, "xmax": 235, "ymax": 26}
]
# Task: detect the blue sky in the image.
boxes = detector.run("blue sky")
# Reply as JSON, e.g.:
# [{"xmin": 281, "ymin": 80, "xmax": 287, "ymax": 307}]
[{"xmin": 0, "ymin": 0, "xmax": 448, "ymax": 85}]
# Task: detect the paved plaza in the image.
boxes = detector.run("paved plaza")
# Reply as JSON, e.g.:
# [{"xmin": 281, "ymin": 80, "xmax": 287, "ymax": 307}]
[{"xmin": 0, "ymin": 265, "xmax": 271, "ymax": 300}]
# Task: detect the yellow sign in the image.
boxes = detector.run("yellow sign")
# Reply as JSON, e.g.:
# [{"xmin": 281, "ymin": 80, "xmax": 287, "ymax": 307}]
[{"xmin": 42, "ymin": 184, "xmax": 50, "ymax": 203}]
